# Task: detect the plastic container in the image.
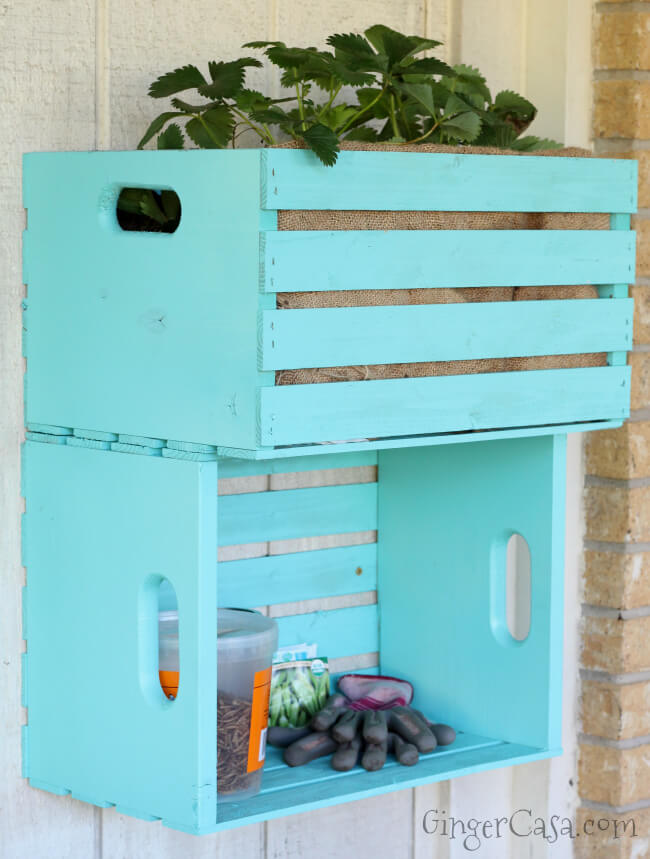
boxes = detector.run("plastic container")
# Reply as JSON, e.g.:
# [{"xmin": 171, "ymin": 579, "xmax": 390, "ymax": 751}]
[{"xmin": 158, "ymin": 608, "xmax": 278, "ymax": 802}]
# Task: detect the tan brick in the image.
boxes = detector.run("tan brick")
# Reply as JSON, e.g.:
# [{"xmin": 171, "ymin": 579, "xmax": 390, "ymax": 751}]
[
  {"xmin": 585, "ymin": 484, "xmax": 650, "ymax": 542},
  {"xmin": 582, "ymin": 615, "xmax": 650, "ymax": 673},
  {"xmin": 632, "ymin": 285, "xmax": 650, "ymax": 344},
  {"xmin": 594, "ymin": 81, "xmax": 650, "ymax": 139},
  {"xmin": 633, "ymin": 217, "xmax": 650, "ymax": 280},
  {"xmin": 576, "ymin": 806, "xmax": 650, "ymax": 859},
  {"xmin": 631, "ymin": 350, "xmax": 650, "ymax": 409},
  {"xmin": 585, "ymin": 549, "xmax": 650, "ymax": 608},
  {"xmin": 595, "ymin": 12, "xmax": 650, "ymax": 70},
  {"xmin": 586, "ymin": 422, "xmax": 650, "ymax": 480},
  {"xmin": 582, "ymin": 678, "xmax": 650, "ymax": 739},
  {"xmin": 579, "ymin": 742, "xmax": 650, "ymax": 806}
]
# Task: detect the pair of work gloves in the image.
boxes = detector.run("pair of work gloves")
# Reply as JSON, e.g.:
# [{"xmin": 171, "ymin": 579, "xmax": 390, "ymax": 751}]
[{"xmin": 268, "ymin": 674, "xmax": 456, "ymax": 772}]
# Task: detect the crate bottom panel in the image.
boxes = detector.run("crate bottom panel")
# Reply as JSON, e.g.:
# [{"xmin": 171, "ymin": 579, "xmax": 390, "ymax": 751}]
[
  {"xmin": 215, "ymin": 736, "xmax": 555, "ymax": 832},
  {"xmin": 26, "ymin": 737, "xmax": 556, "ymax": 834},
  {"xmin": 26, "ymin": 418, "xmax": 625, "ymax": 463}
]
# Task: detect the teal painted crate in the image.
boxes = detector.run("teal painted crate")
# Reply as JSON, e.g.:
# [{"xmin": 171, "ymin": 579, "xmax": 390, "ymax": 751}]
[
  {"xmin": 22, "ymin": 149, "xmax": 636, "ymax": 457},
  {"xmin": 22, "ymin": 433, "xmax": 566, "ymax": 834}
]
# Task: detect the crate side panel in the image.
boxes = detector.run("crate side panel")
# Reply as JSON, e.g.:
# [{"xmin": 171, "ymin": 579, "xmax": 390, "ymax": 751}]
[
  {"xmin": 262, "ymin": 150, "xmax": 637, "ymax": 213},
  {"xmin": 262, "ymin": 299, "xmax": 633, "ymax": 370},
  {"xmin": 377, "ymin": 435, "xmax": 565, "ymax": 749},
  {"xmin": 23, "ymin": 150, "xmax": 260, "ymax": 448},
  {"xmin": 259, "ymin": 366, "xmax": 630, "ymax": 446},
  {"xmin": 261, "ymin": 230, "xmax": 635, "ymax": 292},
  {"xmin": 22, "ymin": 442, "xmax": 218, "ymax": 831}
]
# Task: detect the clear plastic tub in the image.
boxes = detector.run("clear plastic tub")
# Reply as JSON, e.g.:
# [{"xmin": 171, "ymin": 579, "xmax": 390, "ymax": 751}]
[{"xmin": 158, "ymin": 608, "xmax": 278, "ymax": 802}]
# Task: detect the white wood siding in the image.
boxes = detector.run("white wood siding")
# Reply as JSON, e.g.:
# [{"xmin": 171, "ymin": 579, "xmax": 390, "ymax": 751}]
[{"xmin": 0, "ymin": 1, "xmax": 592, "ymax": 856}]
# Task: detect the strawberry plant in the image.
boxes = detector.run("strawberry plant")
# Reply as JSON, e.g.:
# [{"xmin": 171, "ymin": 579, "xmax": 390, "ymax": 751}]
[{"xmin": 126, "ymin": 24, "xmax": 560, "ymax": 228}]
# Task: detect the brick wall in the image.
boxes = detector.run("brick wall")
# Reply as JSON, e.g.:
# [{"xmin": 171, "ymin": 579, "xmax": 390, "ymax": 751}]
[{"xmin": 581, "ymin": 2, "xmax": 650, "ymax": 855}]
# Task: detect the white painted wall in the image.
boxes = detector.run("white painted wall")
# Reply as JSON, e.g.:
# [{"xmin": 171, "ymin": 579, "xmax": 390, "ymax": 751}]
[{"xmin": 0, "ymin": 1, "xmax": 592, "ymax": 856}]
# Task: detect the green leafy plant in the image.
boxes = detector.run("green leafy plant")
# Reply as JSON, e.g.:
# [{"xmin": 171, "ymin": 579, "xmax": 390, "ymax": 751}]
[{"xmin": 126, "ymin": 24, "xmax": 561, "ymax": 228}]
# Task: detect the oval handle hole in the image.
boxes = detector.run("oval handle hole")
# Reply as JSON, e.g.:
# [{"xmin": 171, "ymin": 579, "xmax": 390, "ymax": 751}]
[
  {"xmin": 506, "ymin": 533, "xmax": 531, "ymax": 642},
  {"xmin": 158, "ymin": 578, "xmax": 179, "ymax": 701},
  {"xmin": 116, "ymin": 188, "xmax": 181, "ymax": 233}
]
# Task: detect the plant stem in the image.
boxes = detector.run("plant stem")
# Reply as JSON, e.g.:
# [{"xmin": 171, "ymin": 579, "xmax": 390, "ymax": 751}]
[
  {"xmin": 296, "ymin": 82, "xmax": 307, "ymax": 132},
  {"xmin": 388, "ymin": 93, "xmax": 401, "ymax": 139},
  {"xmin": 338, "ymin": 82, "xmax": 389, "ymax": 135},
  {"xmin": 230, "ymin": 107, "xmax": 274, "ymax": 144},
  {"xmin": 402, "ymin": 112, "xmax": 453, "ymax": 145},
  {"xmin": 318, "ymin": 83, "xmax": 342, "ymax": 118}
]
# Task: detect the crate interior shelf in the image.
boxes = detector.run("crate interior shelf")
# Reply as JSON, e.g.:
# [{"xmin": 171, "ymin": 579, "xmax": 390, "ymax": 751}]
[{"xmin": 22, "ymin": 149, "xmax": 636, "ymax": 456}]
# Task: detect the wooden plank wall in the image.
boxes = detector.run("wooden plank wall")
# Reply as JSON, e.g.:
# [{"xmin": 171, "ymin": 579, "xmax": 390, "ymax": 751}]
[{"xmin": 0, "ymin": 0, "xmax": 592, "ymax": 856}]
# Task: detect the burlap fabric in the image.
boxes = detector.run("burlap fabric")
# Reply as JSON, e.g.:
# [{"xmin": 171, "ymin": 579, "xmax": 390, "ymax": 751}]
[{"xmin": 272, "ymin": 142, "xmax": 610, "ymax": 385}]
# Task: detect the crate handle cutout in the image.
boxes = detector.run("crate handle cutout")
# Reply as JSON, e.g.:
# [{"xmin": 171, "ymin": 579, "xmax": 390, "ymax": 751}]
[
  {"xmin": 109, "ymin": 187, "xmax": 181, "ymax": 233},
  {"xmin": 138, "ymin": 574, "xmax": 178, "ymax": 707},
  {"xmin": 490, "ymin": 532, "xmax": 532, "ymax": 647}
]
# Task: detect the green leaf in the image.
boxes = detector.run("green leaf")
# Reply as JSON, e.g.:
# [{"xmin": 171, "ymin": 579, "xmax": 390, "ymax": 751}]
[
  {"xmin": 474, "ymin": 121, "xmax": 517, "ymax": 148},
  {"xmin": 397, "ymin": 82, "xmax": 436, "ymax": 116},
  {"xmin": 266, "ymin": 45, "xmax": 317, "ymax": 69},
  {"xmin": 157, "ymin": 123, "xmax": 184, "ymax": 149},
  {"xmin": 242, "ymin": 40, "xmax": 284, "ymax": 49},
  {"xmin": 342, "ymin": 126, "xmax": 380, "ymax": 142},
  {"xmin": 115, "ymin": 188, "xmax": 149, "ymax": 216},
  {"xmin": 397, "ymin": 57, "xmax": 453, "ymax": 77},
  {"xmin": 249, "ymin": 106, "xmax": 291, "ymax": 125},
  {"xmin": 354, "ymin": 87, "xmax": 390, "ymax": 118},
  {"xmin": 149, "ymin": 65, "xmax": 207, "ymax": 98},
  {"xmin": 444, "ymin": 93, "xmax": 474, "ymax": 115},
  {"xmin": 160, "ymin": 189, "xmax": 181, "ymax": 220},
  {"xmin": 441, "ymin": 110, "xmax": 481, "ymax": 142},
  {"xmin": 186, "ymin": 105, "xmax": 234, "ymax": 148},
  {"xmin": 302, "ymin": 123, "xmax": 340, "ymax": 166},
  {"xmin": 493, "ymin": 89, "xmax": 536, "ymax": 117},
  {"xmin": 320, "ymin": 103, "xmax": 358, "ymax": 132},
  {"xmin": 118, "ymin": 189, "xmax": 168, "ymax": 225},
  {"xmin": 170, "ymin": 98, "xmax": 211, "ymax": 112},
  {"xmin": 509, "ymin": 135, "xmax": 563, "ymax": 151},
  {"xmin": 365, "ymin": 25, "xmax": 442, "ymax": 67},
  {"xmin": 234, "ymin": 88, "xmax": 268, "ymax": 112},
  {"xmin": 137, "ymin": 111, "xmax": 185, "ymax": 149},
  {"xmin": 198, "ymin": 58, "xmax": 261, "ymax": 99},
  {"xmin": 444, "ymin": 64, "xmax": 491, "ymax": 103},
  {"xmin": 327, "ymin": 32, "xmax": 375, "ymax": 57}
]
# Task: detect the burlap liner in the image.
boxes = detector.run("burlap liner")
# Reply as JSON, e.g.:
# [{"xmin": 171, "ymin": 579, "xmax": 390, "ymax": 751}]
[{"xmin": 272, "ymin": 142, "xmax": 611, "ymax": 385}]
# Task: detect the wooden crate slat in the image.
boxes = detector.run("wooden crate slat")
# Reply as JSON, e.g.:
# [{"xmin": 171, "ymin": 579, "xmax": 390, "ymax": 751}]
[
  {"xmin": 259, "ymin": 366, "xmax": 630, "ymax": 446},
  {"xmin": 218, "ymin": 483, "xmax": 377, "ymax": 545},
  {"xmin": 262, "ymin": 150, "xmax": 637, "ymax": 213},
  {"xmin": 261, "ymin": 299, "xmax": 633, "ymax": 370},
  {"xmin": 261, "ymin": 230, "xmax": 635, "ymax": 292},
  {"xmin": 274, "ymin": 603, "xmax": 378, "ymax": 659},
  {"xmin": 218, "ymin": 450, "xmax": 377, "ymax": 478},
  {"xmin": 218, "ymin": 543, "xmax": 377, "ymax": 608}
]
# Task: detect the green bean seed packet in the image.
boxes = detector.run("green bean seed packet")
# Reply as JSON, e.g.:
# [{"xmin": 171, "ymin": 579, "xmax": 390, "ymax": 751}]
[{"xmin": 269, "ymin": 658, "xmax": 330, "ymax": 728}]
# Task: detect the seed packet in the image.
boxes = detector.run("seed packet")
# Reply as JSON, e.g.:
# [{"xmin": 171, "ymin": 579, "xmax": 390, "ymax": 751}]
[{"xmin": 269, "ymin": 657, "xmax": 330, "ymax": 728}]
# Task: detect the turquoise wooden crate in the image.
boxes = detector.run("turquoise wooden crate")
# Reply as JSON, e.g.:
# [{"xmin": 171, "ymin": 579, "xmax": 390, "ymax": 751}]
[
  {"xmin": 22, "ymin": 433, "xmax": 566, "ymax": 834},
  {"xmin": 22, "ymin": 149, "xmax": 636, "ymax": 457}
]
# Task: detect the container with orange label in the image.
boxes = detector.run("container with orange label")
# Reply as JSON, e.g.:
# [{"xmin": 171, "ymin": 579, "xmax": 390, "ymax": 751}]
[{"xmin": 158, "ymin": 607, "xmax": 278, "ymax": 802}]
